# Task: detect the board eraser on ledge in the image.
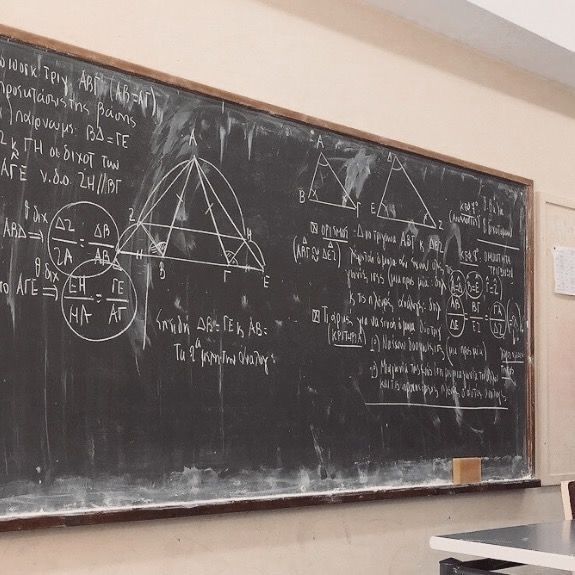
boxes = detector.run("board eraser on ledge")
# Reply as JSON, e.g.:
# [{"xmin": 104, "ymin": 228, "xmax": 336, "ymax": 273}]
[{"xmin": 452, "ymin": 457, "xmax": 482, "ymax": 484}]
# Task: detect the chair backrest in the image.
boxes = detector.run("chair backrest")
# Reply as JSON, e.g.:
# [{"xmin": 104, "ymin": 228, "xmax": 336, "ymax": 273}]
[{"xmin": 561, "ymin": 481, "xmax": 575, "ymax": 520}]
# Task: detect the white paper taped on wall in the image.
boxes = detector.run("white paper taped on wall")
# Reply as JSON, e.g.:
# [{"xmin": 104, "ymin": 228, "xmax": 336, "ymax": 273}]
[{"xmin": 553, "ymin": 246, "xmax": 575, "ymax": 295}]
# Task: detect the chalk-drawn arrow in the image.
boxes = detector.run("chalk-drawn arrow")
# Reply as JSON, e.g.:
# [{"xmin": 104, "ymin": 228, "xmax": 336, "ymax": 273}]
[
  {"xmin": 42, "ymin": 285, "xmax": 58, "ymax": 300},
  {"xmin": 28, "ymin": 230, "xmax": 44, "ymax": 243}
]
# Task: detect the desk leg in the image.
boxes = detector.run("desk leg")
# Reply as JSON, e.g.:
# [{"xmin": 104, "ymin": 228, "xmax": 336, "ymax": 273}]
[{"xmin": 440, "ymin": 558, "xmax": 523, "ymax": 575}]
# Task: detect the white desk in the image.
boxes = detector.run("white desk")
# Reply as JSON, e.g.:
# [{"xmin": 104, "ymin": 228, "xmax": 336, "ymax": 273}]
[{"xmin": 431, "ymin": 521, "xmax": 575, "ymax": 572}]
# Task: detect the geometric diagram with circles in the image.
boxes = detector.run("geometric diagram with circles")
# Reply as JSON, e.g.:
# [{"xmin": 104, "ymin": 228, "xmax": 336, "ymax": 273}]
[
  {"xmin": 448, "ymin": 269, "xmax": 466, "ymax": 297},
  {"xmin": 446, "ymin": 295, "xmax": 466, "ymax": 337},
  {"xmin": 61, "ymin": 260, "xmax": 137, "ymax": 342},
  {"xmin": 117, "ymin": 155, "xmax": 265, "ymax": 273},
  {"xmin": 48, "ymin": 201, "xmax": 119, "ymax": 278},
  {"xmin": 308, "ymin": 152, "xmax": 358, "ymax": 211},
  {"xmin": 377, "ymin": 154, "xmax": 437, "ymax": 229},
  {"xmin": 465, "ymin": 271, "xmax": 484, "ymax": 300},
  {"xmin": 489, "ymin": 301, "xmax": 507, "ymax": 339}
]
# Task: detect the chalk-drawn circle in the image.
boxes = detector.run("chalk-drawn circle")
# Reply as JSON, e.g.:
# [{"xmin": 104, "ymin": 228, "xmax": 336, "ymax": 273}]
[
  {"xmin": 448, "ymin": 270, "xmax": 466, "ymax": 298},
  {"xmin": 61, "ymin": 259, "xmax": 137, "ymax": 342},
  {"xmin": 489, "ymin": 301, "xmax": 507, "ymax": 340},
  {"xmin": 485, "ymin": 274, "xmax": 503, "ymax": 301},
  {"xmin": 506, "ymin": 299, "xmax": 522, "ymax": 344},
  {"xmin": 48, "ymin": 201, "xmax": 119, "ymax": 278},
  {"xmin": 446, "ymin": 295, "xmax": 466, "ymax": 338},
  {"xmin": 465, "ymin": 271, "xmax": 484, "ymax": 300}
]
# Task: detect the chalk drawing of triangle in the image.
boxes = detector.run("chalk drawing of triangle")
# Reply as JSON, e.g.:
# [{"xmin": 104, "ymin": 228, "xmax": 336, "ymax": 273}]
[
  {"xmin": 117, "ymin": 156, "xmax": 265, "ymax": 273},
  {"xmin": 308, "ymin": 152, "xmax": 358, "ymax": 210},
  {"xmin": 377, "ymin": 155, "xmax": 437, "ymax": 229}
]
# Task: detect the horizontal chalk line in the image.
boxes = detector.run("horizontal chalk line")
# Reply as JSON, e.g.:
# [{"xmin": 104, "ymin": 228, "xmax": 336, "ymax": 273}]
[{"xmin": 365, "ymin": 402, "xmax": 508, "ymax": 411}]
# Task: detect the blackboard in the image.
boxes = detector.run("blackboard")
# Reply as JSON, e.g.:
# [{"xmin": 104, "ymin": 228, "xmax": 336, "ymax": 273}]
[{"xmin": 0, "ymin": 27, "xmax": 535, "ymax": 529}]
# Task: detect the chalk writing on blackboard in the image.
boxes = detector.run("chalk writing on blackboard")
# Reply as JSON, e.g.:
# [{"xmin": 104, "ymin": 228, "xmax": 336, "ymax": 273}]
[
  {"xmin": 378, "ymin": 154, "xmax": 438, "ymax": 229},
  {"xmin": 0, "ymin": 32, "xmax": 531, "ymax": 522}
]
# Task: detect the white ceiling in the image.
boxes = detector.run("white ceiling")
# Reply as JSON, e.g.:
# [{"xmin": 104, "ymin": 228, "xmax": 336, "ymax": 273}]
[
  {"xmin": 469, "ymin": 0, "xmax": 575, "ymax": 53},
  {"xmin": 364, "ymin": 0, "xmax": 575, "ymax": 90}
]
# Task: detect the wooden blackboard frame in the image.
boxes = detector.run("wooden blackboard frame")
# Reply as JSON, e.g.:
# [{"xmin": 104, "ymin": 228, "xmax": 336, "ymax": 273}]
[{"xmin": 0, "ymin": 24, "xmax": 538, "ymax": 532}]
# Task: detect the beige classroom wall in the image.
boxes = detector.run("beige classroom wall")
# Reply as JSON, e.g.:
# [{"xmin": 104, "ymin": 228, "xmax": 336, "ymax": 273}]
[{"xmin": 1, "ymin": 0, "xmax": 573, "ymax": 573}]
